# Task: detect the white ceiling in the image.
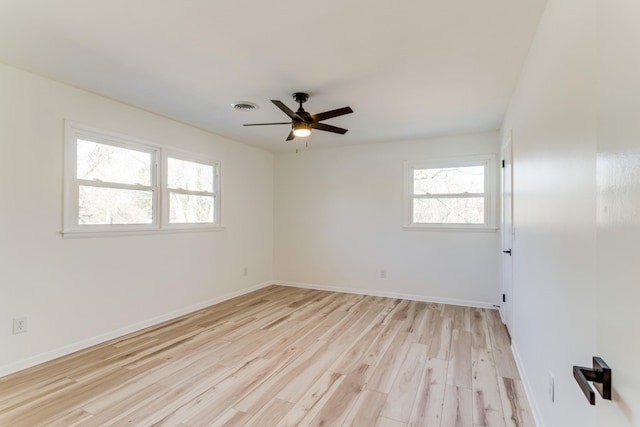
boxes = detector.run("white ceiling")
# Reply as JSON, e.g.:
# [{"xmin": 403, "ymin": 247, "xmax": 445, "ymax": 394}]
[{"xmin": 0, "ymin": 0, "xmax": 546, "ymax": 152}]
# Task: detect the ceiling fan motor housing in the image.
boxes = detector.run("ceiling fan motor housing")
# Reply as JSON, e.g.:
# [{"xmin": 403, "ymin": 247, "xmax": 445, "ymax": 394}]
[{"xmin": 293, "ymin": 92, "xmax": 309, "ymax": 104}]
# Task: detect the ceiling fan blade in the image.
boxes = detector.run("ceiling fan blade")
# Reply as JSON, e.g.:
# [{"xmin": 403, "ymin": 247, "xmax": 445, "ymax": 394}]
[
  {"xmin": 271, "ymin": 100, "xmax": 300, "ymax": 120},
  {"xmin": 311, "ymin": 106, "xmax": 353, "ymax": 122},
  {"xmin": 311, "ymin": 122, "xmax": 349, "ymax": 134},
  {"xmin": 286, "ymin": 130, "xmax": 295, "ymax": 141},
  {"xmin": 243, "ymin": 122, "xmax": 291, "ymax": 126}
]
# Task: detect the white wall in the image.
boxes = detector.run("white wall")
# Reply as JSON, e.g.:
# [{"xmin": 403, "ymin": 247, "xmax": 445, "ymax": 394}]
[
  {"xmin": 0, "ymin": 64, "xmax": 274, "ymax": 375},
  {"xmin": 596, "ymin": 0, "xmax": 640, "ymax": 425},
  {"xmin": 501, "ymin": 1, "xmax": 598, "ymax": 426},
  {"xmin": 274, "ymin": 132, "xmax": 501, "ymax": 306}
]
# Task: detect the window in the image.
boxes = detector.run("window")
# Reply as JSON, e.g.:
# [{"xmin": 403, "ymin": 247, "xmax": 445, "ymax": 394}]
[
  {"xmin": 404, "ymin": 155, "xmax": 496, "ymax": 231},
  {"xmin": 64, "ymin": 122, "xmax": 221, "ymax": 236},
  {"xmin": 165, "ymin": 155, "xmax": 218, "ymax": 224},
  {"xmin": 75, "ymin": 138, "xmax": 157, "ymax": 226}
]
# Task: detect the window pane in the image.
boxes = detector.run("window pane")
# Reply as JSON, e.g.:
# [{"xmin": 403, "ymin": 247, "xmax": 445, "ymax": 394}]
[
  {"xmin": 77, "ymin": 139, "xmax": 152, "ymax": 186},
  {"xmin": 79, "ymin": 186, "xmax": 153, "ymax": 224},
  {"xmin": 413, "ymin": 197, "xmax": 484, "ymax": 224},
  {"xmin": 413, "ymin": 166, "xmax": 484, "ymax": 195},
  {"xmin": 169, "ymin": 193, "xmax": 215, "ymax": 223},
  {"xmin": 168, "ymin": 158, "xmax": 214, "ymax": 192}
]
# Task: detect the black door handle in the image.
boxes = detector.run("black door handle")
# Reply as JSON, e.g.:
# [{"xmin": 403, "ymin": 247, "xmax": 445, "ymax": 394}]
[
  {"xmin": 502, "ymin": 249, "xmax": 512, "ymax": 255},
  {"xmin": 573, "ymin": 357, "xmax": 611, "ymax": 405}
]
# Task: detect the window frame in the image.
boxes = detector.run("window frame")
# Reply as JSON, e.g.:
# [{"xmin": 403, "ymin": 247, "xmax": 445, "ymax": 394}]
[
  {"xmin": 162, "ymin": 149, "xmax": 221, "ymax": 230},
  {"xmin": 63, "ymin": 121, "xmax": 223, "ymax": 237},
  {"xmin": 403, "ymin": 155, "xmax": 497, "ymax": 232}
]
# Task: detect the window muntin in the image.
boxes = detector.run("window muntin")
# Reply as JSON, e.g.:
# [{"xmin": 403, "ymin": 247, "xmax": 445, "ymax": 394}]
[
  {"xmin": 64, "ymin": 122, "xmax": 222, "ymax": 236},
  {"xmin": 405, "ymin": 156, "xmax": 496, "ymax": 230}
]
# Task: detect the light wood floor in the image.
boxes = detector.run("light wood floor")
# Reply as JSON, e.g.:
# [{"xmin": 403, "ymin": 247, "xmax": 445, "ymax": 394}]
[{"xmin": 0, "ymin": 285, "xmax": 535, "ymax": 427}]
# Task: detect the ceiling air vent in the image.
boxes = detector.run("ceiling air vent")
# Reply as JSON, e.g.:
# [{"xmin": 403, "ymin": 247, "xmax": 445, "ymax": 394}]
[{"xmin": 231, "ymin": 102, "xmax": 258, "ymax": 111}]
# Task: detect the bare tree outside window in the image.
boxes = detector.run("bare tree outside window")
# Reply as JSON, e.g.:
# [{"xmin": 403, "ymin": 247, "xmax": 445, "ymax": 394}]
[
  {"xmin": 412, "ymin": 165, "xmax": 485, "ymax": 224},
  {"xmin": 76, "ymin": 139, "xmax": 153, "ymax": 225},
  {"xmin": 167, "ymin": 157, "xmax": 216, "ymax": 224}
]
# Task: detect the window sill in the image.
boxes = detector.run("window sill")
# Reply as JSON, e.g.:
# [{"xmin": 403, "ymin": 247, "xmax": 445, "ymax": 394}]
[
  {"xmin": 402, "ymin": 225, "xmax": 498, "ymax": 233},
  {"xmin": 61, "ymin": 226, "xmax": 225, "ymax": 239}
]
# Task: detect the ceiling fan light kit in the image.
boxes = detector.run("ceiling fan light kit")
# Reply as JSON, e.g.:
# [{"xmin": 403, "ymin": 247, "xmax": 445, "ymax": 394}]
[
  {"xmin": 243, "ymin": 92, "xmax": 353, "ymax": 142},
  {"xmin": 292, "ymin": 122, "xmax": 311, "ymax": 137}
]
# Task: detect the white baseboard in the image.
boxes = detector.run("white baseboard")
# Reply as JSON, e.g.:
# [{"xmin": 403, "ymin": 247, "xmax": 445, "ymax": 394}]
[
  {"xmin": 0, "ymin": 281, "xmax": 273, "ymax": 378},
  {"xmin": 511, "ymin": 342, "xmax": 545, "ymax": 427},
  {"xmin": 276, "ymin": 280, "xmax": 498, "ymax": 309},
  {"xmin": 498, "ymin": 305, "xmax": 506, "ymax": 323}
]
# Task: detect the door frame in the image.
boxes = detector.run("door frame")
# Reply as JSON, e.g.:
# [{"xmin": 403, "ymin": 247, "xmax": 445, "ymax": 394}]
[{"xmin": 501, "ymin": 133, "xmax": 514, "ymax": 332}]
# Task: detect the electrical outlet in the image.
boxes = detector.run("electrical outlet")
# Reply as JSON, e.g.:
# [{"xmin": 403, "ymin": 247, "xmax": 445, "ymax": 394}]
[
  {"xmin": 548, "ymin": 371, "xmax": 555, "ymax": 402},
  {"xmin": 13, "ymin": 317, "xmax": 27, "ymax": 334},
  {"xmin": 243, "ymin": 267, "xmax": 248, "ymax": 277},
  {"xmin": 380, "ymin": 269, "xmax": 387, "ymax": 279}
]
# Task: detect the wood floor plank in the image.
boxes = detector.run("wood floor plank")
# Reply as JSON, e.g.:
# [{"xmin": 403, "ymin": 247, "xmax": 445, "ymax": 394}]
[
  {"xmin": 471, "ymin": 309, "xmax": 491, "ymax": 350},
  {"xmin": 276, "ymin": 308, "xmax": 381, "ymax": 403},
  {"xmin": 233, "ymin": 340, "xmax": 328, "ymax": 414},
  {"xmin": 486, "ymin": 310, "xmax": 520, "ymax": 380},
  {"xmin": 0, "ymin": 377, "xmax": 76, "ymax": 413},
  {"xmin": 110, "ymin": 364, "xmax": 232, "ymax": 426},
  {"xmin": 427, "ymin": 308, "xmax": 453, "ymax": 360},
  {"xmin": 450, "ymin": 305, "xmax": 472, "ymax": 333},
  {"xmin": 441, "ymin": 385, "xmax": 473, "ymax": 427},
  {"xmin": 342, "ymin": 389, "xmax": 388, "ymax": 426},
  {"xmin": 447, "ymin": 330, "xmax": 472, "ymax": 388},
  {"xmin": 0, "ymin": 286, "xmax": 534, "ymax": 427},
  {"xmin": 1, "ymin": 366, "xmax": 139, "ymax": 427},
  {"xmin": 377, "ymin": 416, "xmax": 408, "ymax": 427},
  {"xmin": 275, "ymin": 342, "xmax": 347, "ymax": 404},
  {"xmin": 498, "ymin": 377, "xmax": 536, "ymax": 427},
  {"xmin": 75, "ymin": 383, "xmax": 168, "ymax": 427},
  {"xmin": 330, "ymin": 300, "xmax": 403, "ymax": 375},
  {"xmin": 415, "ymin": 307, "xmax": 439, "ymax": 345},
  {"xmin": 380, "ymin": 342, "xmax": 429, "ymax": 423},
  {"xmin": 367, "ymin": 331, "xmax": 412, "ymax": 393},
  {"xmin": 406, "ymin": 304, "xmax": 431, "ymax": 343},
  {"xmin": 408, "ymin": 357, "xmax": 448, "ymax": 427},
  {"xmin": 203, "ymin": 408, "xmax": 251, "ymax": 427},
  {"xmin": 472, "ymin": 347, "xmax": 506, "ymax": 427},
  {"xmin": 47, "ymin": 408, "xmax": 94, "ymax": 427},
  {"xmin": 305, "ymin": 363, "xmax": 370, "ymax": 426},
  {"xmin": 275, "ymin": 371, "xmax": 345, "ymax": 426},
  {"xmin": 242, "ymin": 398, "xmax": 293, "ymax": 426},
  {"xmin": 362, "ymin": 319, "xmax": 405, "ymax": 368},
  {"xmin": 164, "ymin": 357, "xmax": 271, "ymax": 426}
]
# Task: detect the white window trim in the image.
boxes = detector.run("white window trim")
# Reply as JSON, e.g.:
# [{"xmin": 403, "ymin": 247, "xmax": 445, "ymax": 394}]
[
  {"xmin": 63, "ymin": 121, "xmax": 223, "ymax": 238},
  {"xmin": 402, "ymin": 154, "xmax": 497, "ymax": 232}
]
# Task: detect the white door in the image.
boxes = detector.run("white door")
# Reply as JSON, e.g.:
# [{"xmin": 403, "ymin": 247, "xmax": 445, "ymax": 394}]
[
  {"xmin": 501, "ymin": 136, "xmax": 513, "ymax": 332},
  {"xmin": 595, "ymin": 107, "xmax": 640, "ymax": 426},
  {"xmin": 595, "ymin": 1, "xmax": 640, "ymax": 424}
]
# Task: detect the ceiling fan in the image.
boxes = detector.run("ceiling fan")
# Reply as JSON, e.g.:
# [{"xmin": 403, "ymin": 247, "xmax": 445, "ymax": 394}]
[{"xmin": 243, "ymin": 92, "xmax": 353, "ymax": 141}]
